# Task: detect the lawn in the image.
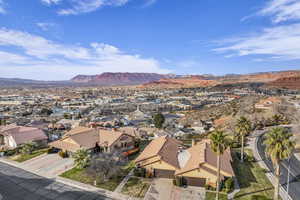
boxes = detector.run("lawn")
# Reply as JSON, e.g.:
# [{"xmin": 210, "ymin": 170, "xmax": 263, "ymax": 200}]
[
  {"xmin": 11, "ymin": 148, "xmax": 49, "ymax": 163},
  {"xmin": 205, "ymin": 192, "xmax": 228, "ymax": 200},
  {"xmin": 121, "ymin": 177, "xmax": 150, "ymax": 198},
  {"xmin": 60, "ymin": 166, "xmax": 128, "ymax": 191},
  {"xmin": 233, "ymin": 149, "xmax": 275, "ymax": 200}
]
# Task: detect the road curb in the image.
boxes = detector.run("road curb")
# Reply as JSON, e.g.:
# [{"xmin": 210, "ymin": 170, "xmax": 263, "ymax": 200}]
[{"xmin": 253, "ymin": 133, "xmax": 293, "ymax": 200}]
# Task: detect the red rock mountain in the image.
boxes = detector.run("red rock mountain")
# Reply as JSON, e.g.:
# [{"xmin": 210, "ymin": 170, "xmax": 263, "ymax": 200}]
[
  {"xmin": 266, "ymin": 76, "xmax": 300, "ymax": 90},
  {"xmin": 71, "ymin": 72, "xmax": 175, "ymax": 86}
]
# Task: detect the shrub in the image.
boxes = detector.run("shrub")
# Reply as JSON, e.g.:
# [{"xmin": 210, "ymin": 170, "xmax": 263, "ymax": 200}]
[
  {"xmin": 174, "ymin": 177, "xmax": 183, "ymax": 187},
  {"xmin": 20, "ymin": 142, "xmax": 36, "ymax": 155},
  {"xmin": 4, "ymin": 149, "xmax": 17, "ymax": 156},
  {"xmin": 224, "ymin": 177, "xmax": 234, "ymax": 192},
  {"xmin": 251, "ymin": 195, "xmax": 272, "ymax": 200},
  {"xmin": 134, "ymin": 168, "xmax": 146, "ymax": 177},
  {"xmin": 59, "ymin": 151, "xmax": 68, "ymax": 158},
  {"xmin": 72, "ymin": 149, "xmax": 90, "ymax": 169}
]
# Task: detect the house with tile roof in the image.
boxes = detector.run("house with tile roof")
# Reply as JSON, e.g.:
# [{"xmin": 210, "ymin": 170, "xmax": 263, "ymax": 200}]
[
  {"xmin": 0, "ymin": 124, "xmax": 48, "ymax": 149},
  {"xmin": 49, "ymin": 126, "xmax": 135, "ymax": 154},
  {"xmin": 135, "ymin": 136, "xmax": 234, "ymax": 187}
]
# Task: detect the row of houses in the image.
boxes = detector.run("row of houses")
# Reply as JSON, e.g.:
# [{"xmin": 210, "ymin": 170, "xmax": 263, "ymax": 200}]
[{"xmin": 0, "ymin": 123, "xmax": 234, "ymax": 188}]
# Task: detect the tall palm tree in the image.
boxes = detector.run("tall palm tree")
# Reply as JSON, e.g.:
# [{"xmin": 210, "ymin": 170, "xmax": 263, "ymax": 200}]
[
  {"xmin": 235, "ymin": 116, "xmax": 252, "ymax": 162},
  {"xmin": 264, "ymin": 127, "xmax": 295, "ymax": 200},
  {"xmin": 210, "ymin": 129, "xmax": 230, "ymax": 200}
]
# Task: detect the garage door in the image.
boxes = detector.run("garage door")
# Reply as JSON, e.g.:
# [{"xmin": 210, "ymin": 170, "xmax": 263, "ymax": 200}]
[
  {"xmin": 183, "ymin": 177, "xmax": 206, "ymax": 187},
  {"xmin": 154, "ymin": 169, "xmax": 175, "ymax": 179}
]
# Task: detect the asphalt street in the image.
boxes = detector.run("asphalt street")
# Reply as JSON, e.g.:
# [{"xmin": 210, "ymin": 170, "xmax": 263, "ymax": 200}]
[
  {"xmin": 257, "ymin": 135, "xmax": 300, "ymax": 200},
  {"xmin": 0, "ymin": 162, "xmax": 113, "ymax": 200}
]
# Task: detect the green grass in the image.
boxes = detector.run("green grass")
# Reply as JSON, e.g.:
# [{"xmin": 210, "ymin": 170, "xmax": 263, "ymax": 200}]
[
  {"xmin": 12, "ymin": 148, "xmax": 48, "ymax": 162},
  {"xmin": 121, "ymin": 177, "xmax": 150, "ymax": 198},
  {"xmin": 205, "ymin": 192, "xmax": 228, "ymax": 200},
  {"xmin": 60, "ymin": 167, "xmax": 128, "ymax": 191},
  {"xmin": 233, "ymin": 149, "xmax": 276, "ymax": 200}
]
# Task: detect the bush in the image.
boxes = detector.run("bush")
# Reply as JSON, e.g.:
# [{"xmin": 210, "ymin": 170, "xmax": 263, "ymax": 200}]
[
  {"xmin": 205, "ymin": 184, "xmax": 216, "ymax": 191},
  {"xmin": 173, "ymin": 177, "xmax": 183, "ymax": 187},
  {"xmin": 224, "ymin": 177, "xmax": 234, "ymax": 192},
  {"xmin": 134, "ymin": 168, "xmax": 146, "ymax": 177},
  {"xmin": 4, "ymin": 149, "xmax": 18, "ymax": 156},
  {"xmin": 231, "ymin": 142, "xmax": 240, "ymax": 148},
  {"xmin": 251, "ymin": 195, "xmax": 272, "ymax": 200},
  {"xmin": 59, "ymin": 151, "xmax": 68, "ymax": 158}
]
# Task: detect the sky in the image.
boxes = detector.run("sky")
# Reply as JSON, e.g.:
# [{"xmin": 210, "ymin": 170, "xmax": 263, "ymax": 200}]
[{"xmin": 0, "ymin": 0, "xmax": 300, "ymax": 80}]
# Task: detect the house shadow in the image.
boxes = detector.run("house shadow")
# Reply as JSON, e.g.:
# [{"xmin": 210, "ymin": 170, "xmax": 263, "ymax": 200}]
[
  {"xmin": 0, "ymin": 166, "xmax": 110, "ymax": 200},
  {"xmin": 232, "ymin": 154, "xmax": 257, "ymax": 188}
]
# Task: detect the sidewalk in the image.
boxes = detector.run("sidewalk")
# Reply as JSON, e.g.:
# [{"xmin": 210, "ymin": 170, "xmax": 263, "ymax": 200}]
[
  {"xmin": 114, "ymin": 169, "xmax": 134, "ymax": 193},
  {"xmin": 0, "ymin": 156, "xmax": 138, "ymax": 200},
  {"xmin": 247, "ymin": 131, "xmax": 292, "ymax": 200}
]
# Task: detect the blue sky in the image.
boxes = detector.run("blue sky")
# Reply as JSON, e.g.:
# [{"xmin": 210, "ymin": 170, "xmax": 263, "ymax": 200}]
[{"xmin": 0, "ymin": 0, "xmax": 299, "ymax": 80}]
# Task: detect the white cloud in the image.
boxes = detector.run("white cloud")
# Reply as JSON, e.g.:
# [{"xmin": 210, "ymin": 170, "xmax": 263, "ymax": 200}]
[
  {"xmin": 0, "ymin": 28, "xmax": 90, "ymax": 59},
  {"xmin": 0, "ymin": 51, "xmax": 31, "ymax": 65},
  {"xmin": 57, "ymin": 0, "xmax": 129, "ymax": 15},
  {"xmin": 214, "ymin": 23, "xmax": 300, "ymax": 60},
  {"xmin": 36, "ymin": 22, "xmax": 56, "ymax": 31},
  {"xmin": 260, "ymin": 0, "xmax": 300, "ymax": 23},
  {"xmin": 0, "ymin": 0, "xmax": 6, "ymax": 14},
  {"xmin": 41, "ymin": 0, "xmax": 61, "ymax": 5},
  {"xmin": 143, "ymin": 0, "xmax": 156, "ymax": 7},
  {"xmin": 0, "ymin": 28, "xmax": 170, "ymax": 80}
]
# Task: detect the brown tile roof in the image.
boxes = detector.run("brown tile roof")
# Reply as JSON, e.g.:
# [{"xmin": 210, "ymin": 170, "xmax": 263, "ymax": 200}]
[
  {"xmin": 49, "ymin": 127, "xmax": 134, "ymax": 152},
  {"xmin": 135, "ymin": 136, "xmax": 183, "ymax": 169},
  {"xmin": 175, "ymin": 140, "xmax": 234, "ymax": 176},
  {"xmin": 0, "ymin": 125, "xmax": 47, "ymax": 145},
  {"xmin": 136, "ymin": 137, "xmax": 234, "ymax": 177}
]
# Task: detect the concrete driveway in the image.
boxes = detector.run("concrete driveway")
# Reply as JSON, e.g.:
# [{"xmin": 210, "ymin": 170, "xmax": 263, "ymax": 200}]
[
  {"xmin": 145, "ymin": 178, "xmax": 205, "ymax": 200},
  {"xmin": 20, "ymin": 153, "xmax": 74, "ymax": 178}
]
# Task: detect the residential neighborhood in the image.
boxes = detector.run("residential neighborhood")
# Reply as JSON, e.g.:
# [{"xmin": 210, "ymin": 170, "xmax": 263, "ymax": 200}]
[{"xmin": 1, "ymin": 0, "xmax": 300, "ymax": 200}]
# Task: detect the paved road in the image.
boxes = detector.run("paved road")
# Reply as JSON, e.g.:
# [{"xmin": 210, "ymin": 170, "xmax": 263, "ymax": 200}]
[
  {"xmin": 0, "ymin": 162, "xmax": 113, "ymax": 200},
  {"xmin": 257, "ymin": 134, "xmax": 300, "ymax": 200}
]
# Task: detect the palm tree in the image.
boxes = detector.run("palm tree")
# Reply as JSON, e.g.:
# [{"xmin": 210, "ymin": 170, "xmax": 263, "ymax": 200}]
[
  {"xmin": 210, "ymin": 129, "xmax": 230, "ymax": 200},
  {"xmin": 235, "ymin": 116, "xmax": 251, "ymax": 162},
  {"xmin": 264, "ymin": 127, "xmax": 295, "ymax": 200},
  {"xmin": 73, "ymin": 149, "xmax": 91, "ymax": 169}
]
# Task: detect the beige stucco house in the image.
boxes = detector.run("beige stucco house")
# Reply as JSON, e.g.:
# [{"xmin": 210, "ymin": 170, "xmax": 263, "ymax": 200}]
[{"xmin": 135, "ymin": 136, "xmax": 234, "ymax": 187}]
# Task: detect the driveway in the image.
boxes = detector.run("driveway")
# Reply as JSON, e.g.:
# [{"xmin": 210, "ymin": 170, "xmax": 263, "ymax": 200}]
[
  {"xmin": 0, "ymin": 162, "xmax": 111, "ymax": 200},
  {"xmin": 20, "ymin": 153, "xmax": 74, "ymax": 178},
  {"xmin": 145, "ymin": 178, "xmax": 205, "ymax": 200}
]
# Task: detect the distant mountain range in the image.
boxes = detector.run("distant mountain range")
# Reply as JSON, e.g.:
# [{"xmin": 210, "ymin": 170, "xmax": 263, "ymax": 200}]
[
  {"xmin": 71, "ymin": 72, "xmax": 176, "ymax": 86},
  {"xmin": 0, "ymin": 70, "xmax": 299, "ymax": 89}
]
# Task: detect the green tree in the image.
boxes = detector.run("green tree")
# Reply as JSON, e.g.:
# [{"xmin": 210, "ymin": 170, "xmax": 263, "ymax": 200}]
[
  {"xmin": 73, "ymin": 149, "xmax": 91, "ymax": 169},
  {"xmin": 210, "ymin": 130, "xmax": 230, "ymax": 200},
  {"xmin": 235, "ymin": 116, "xmax": 252, "ymax": 162},
  {"xmin": 153, "ymin": 113, "xmax": 165, "ymax": 129},
  {"xmin": 264, "ymin": 127, "xmax": 295, "ymax": 200}
]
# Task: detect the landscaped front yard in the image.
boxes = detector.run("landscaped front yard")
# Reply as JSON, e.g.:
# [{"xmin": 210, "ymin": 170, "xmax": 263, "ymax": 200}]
[
  {"xmin": 121, "ymin": 177, "xmax": 150, "ymax": 198},
  {"xmin": 233, "ymin": 149, "xmax": 274, "ymax": 200},
  {"xmin": 10, "ymin": 148, "xmax": 49, "ymax": 163},
  {"xmin": 60, "ymin": 163, "xmax": 132, "ymax": 191}
]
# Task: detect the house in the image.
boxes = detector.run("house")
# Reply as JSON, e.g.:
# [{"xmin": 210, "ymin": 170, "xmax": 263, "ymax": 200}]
[
  {"xmin": 255, "ymin": 97, "xmax": 282, "ymax": 110},
  {"xmin": 49, "ymin": 126, "xmax": 135, "ymax": 154},
  {"xmin": 0, "ymin": 124, "xmax": 48, "ymax": 149},
  {"xmin": 135, "ymin": 136, "xmax": 234, "ymax": 187}
]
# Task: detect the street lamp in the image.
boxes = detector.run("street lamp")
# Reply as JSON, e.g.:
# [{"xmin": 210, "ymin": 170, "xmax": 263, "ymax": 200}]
[{"xmin": 286, "ymin": 154, "xmax": 292, "ymax": 199}]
